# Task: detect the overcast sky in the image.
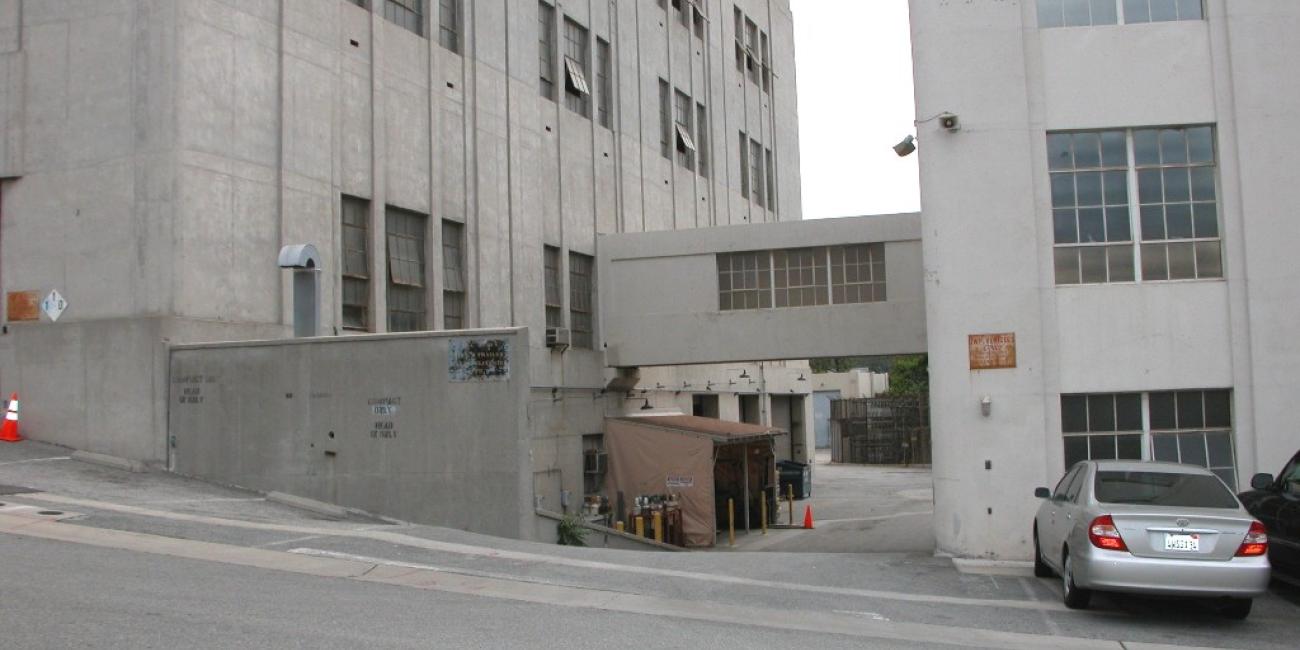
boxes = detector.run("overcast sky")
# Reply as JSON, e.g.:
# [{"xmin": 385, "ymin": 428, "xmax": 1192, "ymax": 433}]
[{"xmin": 790, "ymin": 1, "xmax": 920, "ymax": 219}]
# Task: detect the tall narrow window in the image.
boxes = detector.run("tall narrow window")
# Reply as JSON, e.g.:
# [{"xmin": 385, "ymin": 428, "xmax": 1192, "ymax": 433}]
[
  {"xmin": 745, "ymin": 19, "xmax": 759, "ymax": 84},
  {"xmin": 568, "ymin": 252, "xmax": 594, "ymax": 349},
  {"xmin": 341, "ymin": 196, "xmax": 371, "ymax": 330},
  {"xmin": 544, "ymin": 246, "xmax": 563, "ymax": 328},
  {"xmin": 562, "ymin": 18, "xmax": 591, "ymax": 118},
  {"xmin": 1048, "ymin": 130, "xmax": 1135, "ymax": 284},
  {"xmin": 693, "ymin": 1, "xmax": 705, "ymax": 39},
  {"xmin": 696, "ymin": 103, "xmax": 709, "ymax": 178},
  {"xmin": 538, "ymin": 2, "xmax": 556, "ymax": 100},
  {"xmin": 760, "ymin": 31, "xmax": 771, "ymax": 93},
  {"xmin": 441, "ymin": 220, "xmax": 465, "ymax": 329},
  {"xmin": 660, "ymin": 80, "xmax": 672, "ymax": 159},
  {"xmin": 437, "ymin": 0, "xmax": 460, "ymax": 53},
  {"xmin": 383, "ymin": 0, "xmax": 425, "ymax": 36},
  {"xmin": 386, "ymin": 207, "xmax": 427, "ymax": 332},
  {"xmin": 765, "ymin": 148, "xmax": 776, "ymax": 211},
  {"xmin": 673, "ymin": 90, "xmax": 696, "ymax": 171},
  {"xmin": 739, "ymin": 131, "xmax": 749, "ymax": 198},
  {"xmin": 733, "ymin": 7, "xmax": 745, "ymax": 73},
  {"xmin": 750, "ymin": 139, "xmax": 765, "ymax": 208},
  {"xmin": 595, "ymin": 38, "xmax": 612, "ymax": 129},
  {"xmin": 1135, "ymin": 126, "xmax": 1221, "ymax": 281}
]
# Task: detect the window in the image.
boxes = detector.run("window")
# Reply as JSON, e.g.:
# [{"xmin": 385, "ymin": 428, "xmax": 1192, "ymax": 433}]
[
  {"xmin": 341, "ymin": 196, "xmax": 370, "ymax": 330},
  {"xmin": 538, "ymin": 2, "xmax": 556, "ymax": 100},
  {"xmin": 441, "ymin": 220, "xmax": 465, "ymax": 329},
  {"xmin": 1049, "ymin": 126, "xmax": 1220, "ymax": 285},
  {"xmin": 544, "ymin": 245, "xmax": 563, "ymax": 329},
  {"xmin": 672, "ymin": 0, "xmax": 690, "ymax": 28},
  {"xmin": 1062, "ymin": 393, "xmax": 1144, "ymax": 467},
  {"xmin": 760, "ymin": 32, "xmax": 771, "ymax": 93},
  {"xmin": 383, "ymin": 0, "xmax": 425, "ymax": 36},
  {"xmin": 1123, "ymin": 0, "xmax": 1203, "ymax": 23},
  {"xmin": 765, "ymin": 147, "xmax": 776, "ymax": 210},
  {"xmin": 1135, "ymin": 126, "xmax": 1222, "ymax": 280},
  {"xmin": 717, "ymin": 251, "xmax": 770, "ymax": 310},
  {"xmin": 385, "ymin": 207, "xmax": 427, "ymax": 332},
  {"xmin": 568, "ymin": 252, "xmax": 594, "ymax": 348},
  {"xmin": 563, "ymin": 18, "xmax": 591, "ymax": 118},
  {"xmin": 773, "ymin": 248, "xmax": 827, "ymax": 307},
  {"xmin": 348, "ymin": 0, "xmax": 368, "ymax": 8},
  {"xmin": 660, "ymin": 80, "xmax": 672, "ymax": 159},
  {"xmin": 738, "ymin": 131, "xmax": 749, "ymax": 198},
  {"xmin": 437, "ymin": 0, "xmax": 460, "ymax": 53},
  {"xmin": 750, "ymin": 139, "xmax": 764, "ymax": 208},
  {"xmin": 696, "ymin": 103, "xmax": 709, "ymax": 178},
  {"xmin": 1149, "ymin": 389, "xmax": 1236, "ymax": 487},
  {"xmin": 595, "ymin": 38, "xmax": 612, "ymax": 129},
  {"xmin": 1037, "ymin": 0, "xmax": 1203, "ymax": 27},
  {"xmin": 733, "ymin": 7, "xmax": 745, "ymax": 73},
  {"xmin": 1095, "ymin": 471, "xmax": 1238, "ymax": 508},
  {"xmin": 1061, "ymin": 389, "xmax": 1238, "ymax": 488},
  {"xmin": 673, "ymin": 90, "xmax": 696, "ymax": 171},
  {"xmin": 693, "ymin": 2, "xmax": 705, "ymax": 39},
  {"xmin": 830, "ymin": 244, "xmax": 886, "ymax": 303}
]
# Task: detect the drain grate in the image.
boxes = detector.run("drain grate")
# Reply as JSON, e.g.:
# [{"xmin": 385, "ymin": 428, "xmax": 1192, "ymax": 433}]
[{"xmin": 0, "ymin": 484, "xmax": 37, "ymax": 496}]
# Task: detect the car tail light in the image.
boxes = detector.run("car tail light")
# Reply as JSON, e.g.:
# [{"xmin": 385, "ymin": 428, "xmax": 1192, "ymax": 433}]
[
  {"xmin": 1088, "ymin": 515, "xmax": 1128, "ymax": 552},
  {"xmin": 1236, "ymin": 521, "xmax": 1268, "ymax": 557}
]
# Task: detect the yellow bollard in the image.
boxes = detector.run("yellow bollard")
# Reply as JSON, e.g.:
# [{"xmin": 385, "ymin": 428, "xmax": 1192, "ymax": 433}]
[
  {"xmin": 635, "ymin": 515, "xmax": 645, "ymax": 538},
  {"xmin": 760, "ymin": 496, "xmax": 768, "ymax": 535},
  {"xmin": 653, "ymin": 511, "xmax": 663, "ymax": 543},
  {"xmin": 615, "ymin": 520, "xmax": 625, "ymax": 533},
  {"xmin": 728, "ymin": 498, "xmax": 736, "ymax": 547},
  {"xmin": 787, "ymin": 483, "xmax": 794, "ymax": 526}
]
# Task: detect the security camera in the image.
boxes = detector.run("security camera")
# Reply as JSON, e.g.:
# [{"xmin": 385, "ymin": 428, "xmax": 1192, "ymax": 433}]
[
  {"xmin": 939, "ymin": 112, "xmax": 960, "ymax": 132},
  {"xmin": 893, "ymin": 135, "xmax": 916, "ymax": 157}
]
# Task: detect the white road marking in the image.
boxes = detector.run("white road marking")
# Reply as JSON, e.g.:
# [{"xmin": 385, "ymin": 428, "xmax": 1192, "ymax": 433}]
[
  {"xmin": 1019, "ymin": 577, "xmax": 1063, "ymax": 637},
  {"xmin": 0, "ymin": 456, "xmax": 71, "ymax": 467},
  {"xmin": 0, "ymin": 512, "xmax": 1213, "ymax": 650},
  {"xmin": 15, "ymin": 492, "xmax": 1065, "ymax": 613},
  {"xmin": 810, "ymin": 510, "xmax": 934, "ymax": 525},
  {"xmin": 139, "ymin": 497, "xmax": 268, "ymax": 505},
  {"xmin": 258, "ymin": 534, "xmax": 328, "ymax": 548}
]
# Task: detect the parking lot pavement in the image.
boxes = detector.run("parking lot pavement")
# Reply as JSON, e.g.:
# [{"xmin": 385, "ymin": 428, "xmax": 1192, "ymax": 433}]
[{"xmin": 3, "ymin": 439, "xmax": 1298, "ymax": 648}]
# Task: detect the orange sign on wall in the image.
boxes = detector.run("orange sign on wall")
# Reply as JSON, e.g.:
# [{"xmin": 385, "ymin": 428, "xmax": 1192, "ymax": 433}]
[
  {"xmin": 6, "ymin": 291, "xmax": 40, "ymax": 322},
  {"xmin": 968, "ymin": 332, "xmax": 1016, "ymax": 370}
]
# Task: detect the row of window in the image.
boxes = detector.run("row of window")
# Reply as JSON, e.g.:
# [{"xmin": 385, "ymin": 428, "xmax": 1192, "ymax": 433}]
[
  {"xmin": 659, "ymin": 0, "xmax": 707, "ymax": 40},
  {"xmin": 733, "ymin": 6, "xmax": 772, "ymax": 92},
  {"xmin": 717, "ymin": 244, "xmax": 886, "ymax": 311},
  {"xmin": 341, "ymin": 196, "xmax": 595, "ymax": 346},
  {"xmin": 659, "ymin": 81, "xmax": 710, "ymax": 176},
  {"xmin": 349, "ymin": 0, "xmax": 462, "ymax": 53},
  {"xmin": 739, "ymin": 130, "xmax": 776, "ymax": 211},
  {"xmin": 1061, "ymin": 389, "xmax": 1237, "ymax": 487},
  {"xmin": 539, "ymin": 2, "xmax": 613, "ymax": 129},
  {"xmin": 1037, "ymin": 0, "xmax": 1203, "ymax": 28},
  {"xmin": 1049, "ymin": 125, "xmax": 1222, "ymax": 285}
]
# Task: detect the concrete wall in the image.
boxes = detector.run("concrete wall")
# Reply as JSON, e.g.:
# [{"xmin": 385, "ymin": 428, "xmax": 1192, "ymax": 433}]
[
  {"xmin": 598, "ymin": 214, "xmax": 925, "ymax": 367},
  {"xmin": 910, "ymin": 0, "xmax": 1300, "ymax": 558},
  {"xmin": 169, "ymin": 329, "xmax": 533, "ymax": 539}
]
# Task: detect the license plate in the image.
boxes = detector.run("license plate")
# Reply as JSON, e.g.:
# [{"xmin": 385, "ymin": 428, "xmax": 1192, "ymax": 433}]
[{"xmin": 1164, "ymin": 533, "xmax": 1200, "ymax": 552}]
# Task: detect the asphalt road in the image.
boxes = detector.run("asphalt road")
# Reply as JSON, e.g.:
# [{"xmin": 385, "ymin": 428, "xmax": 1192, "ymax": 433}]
[{"xmin": 2, "ymin": 440, "xmax": 1298, "ymax": 649}]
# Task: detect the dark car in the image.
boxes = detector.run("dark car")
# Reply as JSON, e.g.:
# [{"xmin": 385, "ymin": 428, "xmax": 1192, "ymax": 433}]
[{"xmin": 1238, "ymin": 450, "xmax": 1300, "ymax": 579}]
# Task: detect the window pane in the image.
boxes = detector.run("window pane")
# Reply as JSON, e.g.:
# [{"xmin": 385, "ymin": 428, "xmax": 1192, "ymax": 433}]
[
  {"xmin": 1123, "ymin": 0, "xmax": 1151, "ymax": 23},
  {"xmin": 1189, "ymin": 167, "xmax": 1215, "ymax": 202},
  {"xmin": 1176, "ymin": 391, "xmax": 1204, "ymax": 429},
  {"xmin": 1116, "ymin": 393, "xmax": 1142, "ymax": 430},
  {"xmin": 1103, "ymin": 171, "xmax": 1128, "ymax": 205},
  {"xmin": 1140, "ymin": 205, "xmax": 1165, "ymax": 240},
  {"xmin": 1108, "ymin": 246, "xmax": 1135, "ymax": 282},
  {"xmin": 1141, "ymin": 243, "xmax": 1168, "ymax": 280},
  {"xmin": 1212, "ymin": 468, "xmax": 1237, "ymax": 490},
  {"xmin": 1206, "ymin": 431, "xmax": 1234, "ymax": 467},
  {"xmin": 1079, "ymin": 208, "xmax": 1105, "ymax": 242},
  {"xmin": 1117, "ymin": 434, "xmax": 1143, "ymax": 460},
  {"xmin": 1047, "ymin": 132, "xmax": 1072, "ymax": 169},
  {"xmin": 1167, "ymin": 242, "xmax": 1196, "ymax": 279},
  {"xmin": 1051, "ymin": 174, "xmax": 1076, "ymax": 208},
  {"xmin": 1204, "ymin": 390, "xmax": 1232, "ymax": 428},
  {"xmin": 1179, "ymin": 433, "xmax": 1208, "ymax": 467},
  {"xmin": 1055, "ymin": 248, "xmax": 1080, "ymax": 284},
  {"xmin": 1150, "ymin": 0, "xmax": 1179, "ymax": 22},
  {"xmin": 1088, "ymin": 394, "xmax": 1116, "ymax": 432},
  {"xmin": 1159, "ymin": 129, "xmax": 1187, "ymax": 164},
  {"xmin": 1192, "ymin": 202, "xmax": 1217, "ymax": 238},
  {"xmin": 1073, "ymin": 133, "xmax": 1101, "ymax": 168},
  {"xmin": 1062, "ymin": 0, "xmax": 1090, "ymax": 26},
  {"xmin": 1165, "ymin": 203, "xmax": 1193, "ymax": 239},
  {"xmin": 1134, "ymin": 129, "xmax": 1159, "ymax": 164},
  {"xmin": 1062, "ymin": 395, "xmax": 1089, "ymax": 433},
  {"xmin": 1090, "ymin": 0, "xmax": 1117, "ymax": 25},
  {"xmin": 1177, "ymin": 0, "xmax": 1203, "ymax": 20},
  {"xmin": 1100, "ymin": 131, "xmax": 1127, "ymax": 167},
  {"xmin": 1195, "ymin": 241, "xmax": 1222, "ymax": 278},
  {"xmin": 1065, "ymin": 436, "xmax": 1089, "ymax": 468},
  {"xmin": 1163, "ymin": 168, "xmax": 1190, "ymax": 203},
  {"xmin": 1076, "ymin": 172, "xmax": 1102, "ymax": 206},
  {"xmin": 1137, "ymin": 169, "xmax": 1162, "ymax": 204},
  {"xmin": 1090, "ymin": 435, "xmax": 1117, "ymax": 460},
  {"xmin": 1187, "ymin": 125, "xmax": 1214, "ymax": 162},
  {"xmin": 1149, "ymin": 392, "xmax": 1176, "ymax": 429},
  {"xmin": 1106, "ymin": 207, "xmax": 1131, "ymax": 243},
  {"xmin": 1080, "ymin": 247, "xmax": 1107, "ymax": 283},
  {"xmin": 1152, "ymin": 434, "xmax": 1179, "ymax": 462}
]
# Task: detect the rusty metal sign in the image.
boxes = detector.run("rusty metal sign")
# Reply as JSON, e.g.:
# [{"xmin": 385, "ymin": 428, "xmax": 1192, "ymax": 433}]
[
  {"xmin": 6, "ymin": 291, "xmax": 40, "ymax": 322},
  {"xmin": 968, "ymin": 332, "xmax": 1016, "ymax": 370}
]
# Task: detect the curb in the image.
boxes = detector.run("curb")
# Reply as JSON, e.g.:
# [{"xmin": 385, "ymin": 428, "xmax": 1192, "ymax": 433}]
[
  {"xmin": 71, "ymin": 451, "xmax": 148, "ymax": 473},
  {"xmin": 267, "ymin": 491, "xmax": 349, "ymax": 519}
]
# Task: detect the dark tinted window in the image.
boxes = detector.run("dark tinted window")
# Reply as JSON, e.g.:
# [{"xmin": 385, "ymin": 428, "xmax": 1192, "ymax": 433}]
[{"xmin": 1094, "ymin": 471, "xmax": 1239, "ymax": 509}]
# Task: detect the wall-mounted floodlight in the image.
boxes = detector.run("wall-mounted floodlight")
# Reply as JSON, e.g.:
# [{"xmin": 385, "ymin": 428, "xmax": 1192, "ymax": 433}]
[
  {"xmin": 939, "ymin": 112, "xmax": 960, "ymax": 132},
  {"xmin": 893, "ymin": 135, "xmax": 917, "ymax": 157},
  {"xmin": 278, "ymin": 243, "xmax": 321, "ymax": 338}
]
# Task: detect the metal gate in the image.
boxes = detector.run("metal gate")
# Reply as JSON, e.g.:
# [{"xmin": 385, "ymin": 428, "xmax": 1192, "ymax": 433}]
[{"xmin": 829, "ymin": 396, "xmax": 930, "ymax": 465}]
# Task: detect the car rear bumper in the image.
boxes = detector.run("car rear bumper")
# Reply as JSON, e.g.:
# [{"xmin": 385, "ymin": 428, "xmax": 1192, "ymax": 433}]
[{"xmin": 1075, "ymin": 547, "xmax": 1270, "ymax": 598}]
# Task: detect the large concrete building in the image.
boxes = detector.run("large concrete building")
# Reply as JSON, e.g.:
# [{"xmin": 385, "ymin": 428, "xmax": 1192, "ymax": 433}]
[
  {"xmin": 0, "ymin": 0, "xmax": 814, "ymax": 519},
  {"xmin": 911, "ymin": 0, "xmax": 1300, "ymax": 558}
]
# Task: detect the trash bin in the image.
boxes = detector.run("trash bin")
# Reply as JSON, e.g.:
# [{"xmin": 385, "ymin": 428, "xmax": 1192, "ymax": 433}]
[{"xmin": 777, "ymin": 460, "xmax": 812, "ymax": 500}]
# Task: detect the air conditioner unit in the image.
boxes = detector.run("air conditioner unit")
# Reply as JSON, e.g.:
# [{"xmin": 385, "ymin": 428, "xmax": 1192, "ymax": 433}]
[
  {"xmin": 546, "ymin": 326, "xmax": 571, "ymax": 351},
  {"xmin": 583, "ymin": 450, "xmax": 607, "ymax": 475}
]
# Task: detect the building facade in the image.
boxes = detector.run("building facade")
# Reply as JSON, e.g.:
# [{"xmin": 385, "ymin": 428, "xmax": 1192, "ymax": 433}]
[
  {"xmin": 911, "ymin": 0, "xmax": 1300, "ymax": 558},
  {"xmin": 0, "ymin": 0, "xmax": 808, "ymax": 513}
]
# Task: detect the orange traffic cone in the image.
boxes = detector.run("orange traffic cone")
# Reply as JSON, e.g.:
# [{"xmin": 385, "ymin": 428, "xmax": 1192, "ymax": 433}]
[
  {"xmin": 0, "ymin": 392, "xmax": 21, "ymax": 443},
  {"xmin": 802, "ymin": 504, "xmax": 814, "ymax": 529}
]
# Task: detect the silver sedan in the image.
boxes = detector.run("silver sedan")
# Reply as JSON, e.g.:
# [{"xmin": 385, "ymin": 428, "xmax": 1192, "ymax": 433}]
[{"xmin": 1032, "ymin": 460, "xmax": 1270, "ymax": 619}]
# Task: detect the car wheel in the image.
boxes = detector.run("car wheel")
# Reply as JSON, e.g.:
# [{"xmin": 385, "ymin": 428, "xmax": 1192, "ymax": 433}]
[
  {"xmin": 1217, "ymin": 598, "xmax": 1252, "ymax": 620},
  {"xmin": 1061, "ymin": 549, "xmax": 1091, "ymax": 609},
  {"xmin": 1033, "ymin": 528, "xmax": 1053, "ymax": 578}
]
